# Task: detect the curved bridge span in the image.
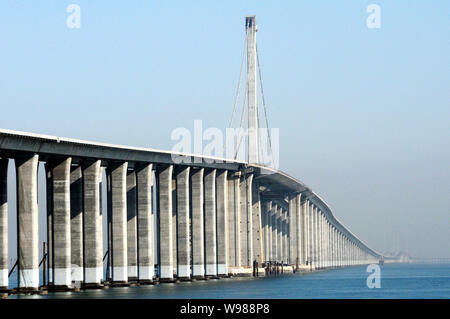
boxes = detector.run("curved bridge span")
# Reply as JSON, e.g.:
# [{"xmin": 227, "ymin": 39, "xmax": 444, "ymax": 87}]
[{"xmin": 0, "ymin": 128, "xmax": 382, "ymax": 292}]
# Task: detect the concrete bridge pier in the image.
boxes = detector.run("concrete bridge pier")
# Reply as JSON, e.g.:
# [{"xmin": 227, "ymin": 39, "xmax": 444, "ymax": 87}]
[
  {"xmin": 205, "ymin": 169, "xmax": 217, "ymax": 278},
  {"xmin": 239, "ymin": 174, "xmax": 253, "ymax": 268},
  {"xmin": 226, "ymin": 172, "xmax": 239, "ymax": 272},
  {"xmin": 304, "ymin": 200, "xmax": 310, "ymax": 268},
  {"xmin": 127, "ymin": 169, "xmax": 138, "ymax": 282},
  {"xmin": 314, "ymin": 206, "xmax": 320, "ymax": 270},
  {"xmin": 157, "ymin": 165, "xmax": 174, "ymax": 282},
  {"xmin": 46, "ymin": 158, "xmax": 72, "ymax": 290},
  {"xmin": 191, "ymin": 168, "xmax": 205, "ymax": 279},
  {"xmin": 295, "ymin": 194, "xmax": 303, "ymax": 267},
  {"xmin": 310, "ymin": 205, "xmax": 315, "ymax": 269},
  {"xmin": 15, "ymin": 154, "xmax": 40, "ymax": 291},
  {"xmin": 136, "ymin": 163, "xmax": 154, "ymax": 283},
  {"xmin": 176, "ymin": 167, "xmax": 190, "ymax": 280},
  {"xmin": 288, "ymin": 195, "xmax": 297, "ymax": 267},
  {"xmin": 0, "ymin": 158, "xmax": 8, "ymax": 291},
  {"xmin": 271, "ymin": 204, "xmax": 278, "ymax": 262},
  {"xmin": 251, "ymin": 181, "xmax": 263, "ymax": 266},
  {"xmin": 82, "ymin": 160, "xmax": 103, "ymax": 287},
  {"xmin": 216, "ymin": 170, "xmax": 228, "ymax": 277},
  {"xmin": 107, "ymin": 162, "xmax": 128, "ymax": 284},
  {"xmin": 70, "ymin": 166, "xmax": 83, "ymax": 283},
  {"xmin": 282, "ymin": 210, "xmax": 288, "ymax": 264},
  {"xmin": 318, "ymin": 212, "xmax": 323, "ymax": 269},
  {"xmin": 262, "ymin": 200, "xmax": 271, "ymax": 264}
]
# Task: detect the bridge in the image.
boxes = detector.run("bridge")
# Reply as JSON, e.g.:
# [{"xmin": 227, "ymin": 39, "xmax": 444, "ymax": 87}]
[{"xmin": 0, "ymin": 16, "xmax": 382, "ymax": 294}]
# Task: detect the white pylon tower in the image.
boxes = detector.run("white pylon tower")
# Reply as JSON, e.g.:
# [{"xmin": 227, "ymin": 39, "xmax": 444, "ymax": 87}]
[{"xmin": 246, "ymin": 15, "xmax": 258, "ymax": 164}]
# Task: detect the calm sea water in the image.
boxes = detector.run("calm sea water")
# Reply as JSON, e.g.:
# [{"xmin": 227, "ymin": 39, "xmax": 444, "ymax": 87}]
[{"xmin": 9, "ymin": 263, "xmax": 450, "ymax": 299}]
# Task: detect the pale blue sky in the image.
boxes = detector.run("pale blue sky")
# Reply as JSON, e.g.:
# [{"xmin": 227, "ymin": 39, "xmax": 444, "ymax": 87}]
[{"xmin": 0, "ymin": 1, "xmax": 449, "ymax": 259}]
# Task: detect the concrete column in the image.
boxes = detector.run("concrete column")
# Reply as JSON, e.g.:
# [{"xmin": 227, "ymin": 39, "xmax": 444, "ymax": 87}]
[
  {"xmin": 304, "ymin": 200, "xmax": 309, "ymax": 266},
  {"xmin": 282, "ymin": 210, "xmax": 288, "ymax": 264},
  {"xmin": 251, "ymin": 181, "xmax": 263, "ymax": 264},
  {"xmin": 300, "ymin": 199, "xmax": 306, "ymax": 265},
  {"xmin": 0, "ymin": 158, "xmax": 8, "ymax": 289},
  {"xmin": 70, "ymin": 166, "xmax": 83, "ymax": 283},
  {"xmin": 135, "ymin": 163, "xmax": 155, "ymax": 283},
  {"xmin": 16, "ymin": 154, "xmax": 39, "ymax": 290},
  {"xmin": 330, "ymin": 226, "xmax": 334, "ymax": 268},
  {"xmin": 322, "ymin": 217, "xmax": 326, "ymax": 268},
  {"xmin": 157, "ymin": 165, "xmax": 173, "ymax": 281},
  {"xmin": 296, "ymin": 194, "xmax": 302, "ymax": 266},
  {"xmin": 136, "ymin": 163, "xmax": 154, "ymax": 282},
  {"xmin": 191, "ymin": 168, "xmax": 204, "ymax": 278},
  {"xmin": 309, "ymin": 205, "xmax": 314, "ymax": 268},
  {"xmin": 312, "ymin": 204, "xmax": 316, "ymax": 268},
  {"xmin": 288, "ymin": 195, "xmax": 297, "ymax": 266},
  {"xmin": 82, "ymin": 160, "xmax": 103, "ymax": 286},
  {"xmin": 335, "ymin": 228, "xmax": 338, "ymax": 267},
  {"xmin": 239, "ymin": 174, "xmax": 253, "ymax": 267},
  {"xmin": 277, "ymin": 207, "xmax": 282, "ymax": 263},
  {"xmin": 107, "ymin": 162, "xmax": 128, "ymax": 283},
  {"xmin": 227, "ymin": 172, "xmax": 240, "ymax": 268},
  {"xmin": 318, "ymin": 210, "xmax": 323, "ymax": 269},
  {"xmin": 266, "ymin": 202, "xmax": 273, "ymax": 262},
  {"xmin": 262, "ymin": 201, "xmax": 271, "ymax": 263},
  {"xmin": 335, "ymin": 231, "xmax": 338, "ymax": 267},
  {"xmin": 271, "ymin": 204, "xmax": 277, "ymax": 261},
  {"xmin": 176, "ymin": 167, "xmax": 190, "ymax": 279},
  {"xmin": 326, "ymin": 221, "xmax": 330, "ymax": 268},
  {"xmin": 318, "ymin": 213, "xmax": 322, "ymax": 269},
  {"xmin": 316, "ymin": 211, "xmax": 321, "ymax": 269},
  {"xmin": 314, "ymin": 206, "xmax": 319, "ymax": 269},
  {"xmin": 127, "ymin": 169, "xmax": 138, "ymax": 281},
  {"xmin": 325, "ymin": 220, "xmax": 329, "ymax": 268},
  {"xmin": 204, "ymin": 169, "xmax": 217, "ymax": 277},
  {"xmin": 318, "ymin": 211, "xmax": 323, "ymax": 269},
  {"xmin": 171, "ymin": 177, "xmax": 177, "ymax": 277},
  {"xmin": 216, "ymin": 170, "xmax": 228, "ymax": 276},
  {"xmin": 48, "ymin": 158, "xmax": 72, "ymax": 288},
  {"xmin": 45, "ymin": 165, "xmax": 53, "ymax": 285}
]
